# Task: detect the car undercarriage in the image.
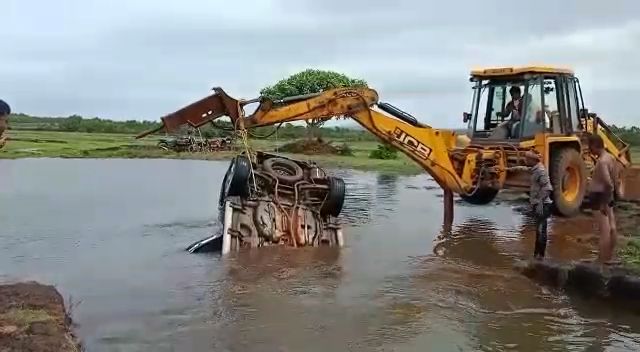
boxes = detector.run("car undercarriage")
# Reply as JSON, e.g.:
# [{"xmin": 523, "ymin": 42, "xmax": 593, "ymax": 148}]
[{"xmin": 187, "ymin": 151, "xmax": 346, "ymax": 253}]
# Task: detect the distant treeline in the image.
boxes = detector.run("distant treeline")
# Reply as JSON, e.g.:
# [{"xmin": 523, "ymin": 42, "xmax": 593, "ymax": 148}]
[
  {"xmin": 8, "ymin": 113, "xmax": 161, "ymax": 134},
  {"xmin": 7, "ymin": 113, "xmax": 378, "ymax": 141},
  {"xmin": 7, "ymin": 113, "xmax": 640, "ymax": 144}
]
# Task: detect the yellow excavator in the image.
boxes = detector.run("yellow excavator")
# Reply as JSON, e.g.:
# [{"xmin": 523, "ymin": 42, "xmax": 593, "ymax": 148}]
[{"xmin": 137, "ymin": 66, "xmax": 631, "ymax": 217}]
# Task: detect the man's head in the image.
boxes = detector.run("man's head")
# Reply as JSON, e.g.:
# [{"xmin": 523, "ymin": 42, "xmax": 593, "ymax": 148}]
[
  {"xmin": 524, "ymin": 150, "xmax": 541, "ymax": 166},
  {"xmin": 588, "ymin": 133, "xmax": 605, "ymax": 155},
  {"xmin": 0, "ymin": 99, "xmax": 10, "ymax": 135},
  {"xmin": 509, "ymin": 86, "xmax": 522, "ymax": 100}
]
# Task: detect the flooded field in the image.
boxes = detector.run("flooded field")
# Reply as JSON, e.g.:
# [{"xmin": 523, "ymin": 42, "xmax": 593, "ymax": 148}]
[{"xmin": 1, "ymin": 158, "xmax": 639, "ymax": 351}]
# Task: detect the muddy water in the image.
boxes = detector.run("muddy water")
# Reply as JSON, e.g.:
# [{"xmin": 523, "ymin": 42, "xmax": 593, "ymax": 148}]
[{"xmin": 1, "ymin": 158, "xmax": 639, "ymax": 351}]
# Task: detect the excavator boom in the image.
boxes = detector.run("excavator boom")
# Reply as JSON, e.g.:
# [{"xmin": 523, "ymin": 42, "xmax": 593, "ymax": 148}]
[
  {"xmin": 139, "ymin": 66, "xmax": 633, "ymax": 219},
  {"xmin": 137, "ymin": 87, "xmax": 472, "ymax": 194}
]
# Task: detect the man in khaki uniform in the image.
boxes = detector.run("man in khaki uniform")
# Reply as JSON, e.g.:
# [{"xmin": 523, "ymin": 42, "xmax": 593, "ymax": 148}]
[
  {"xmin": 0, "ymin": 99, "xmax": 10, "ymax": 150},
  {"xmin": 587, "ymin": 134, "xmax": 619, "ymax": 264},
  {"xmin": 508, "ymin": 150, "xmax": 553, "ymax": 259}
]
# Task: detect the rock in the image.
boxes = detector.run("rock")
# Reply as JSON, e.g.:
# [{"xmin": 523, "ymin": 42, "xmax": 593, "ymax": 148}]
[
  {"xmin": 514, "ymin": 259, "xmax": 568, "ymax": 288},
  {"xmin": 0, "ymin": 325, "xmax": 19, "ymax": 335},
  {"xmin": 26, "ymin": 322, "xmax": 57, "ymax": 336},
  {"xmin": 607, "ymin": 274, "xmax": 640, "ymax": 300},
  {"xmin": 565, "ymin": 263, "xmax": 607, "ymax": 297},
  {"xmin": 516, "ymin": 259, "xmax": 640, "ymax": 311}
]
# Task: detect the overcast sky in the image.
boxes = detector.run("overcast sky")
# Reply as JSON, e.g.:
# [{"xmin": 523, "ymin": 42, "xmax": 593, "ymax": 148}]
[{"xmin": 3, "ymin": 0, "xmax": 640, "ymax": 128}]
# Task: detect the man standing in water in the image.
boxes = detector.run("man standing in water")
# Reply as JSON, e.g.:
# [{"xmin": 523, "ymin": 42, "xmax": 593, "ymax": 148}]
[
  {"xmin": 587, "ymin": 134, "xmax": 620, "ymax": 264},
  {"xmin": 0, "ymin": 99, "xmax": 10, "ymax": 150},
  {"xmin": 509, "ymin": 150, "xmax": 553, "ymax": 259}
]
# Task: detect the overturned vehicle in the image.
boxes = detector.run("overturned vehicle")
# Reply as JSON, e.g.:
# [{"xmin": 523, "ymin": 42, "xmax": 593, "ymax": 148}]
[{"xmin": 188, "ymin": 151, "xmax": 346, "ymax": 254}]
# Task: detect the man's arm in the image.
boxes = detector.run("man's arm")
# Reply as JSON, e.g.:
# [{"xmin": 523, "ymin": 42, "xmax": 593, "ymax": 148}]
[{"xmin": 497, "ymin": 101, "xmax": 514, "ymax": 118}]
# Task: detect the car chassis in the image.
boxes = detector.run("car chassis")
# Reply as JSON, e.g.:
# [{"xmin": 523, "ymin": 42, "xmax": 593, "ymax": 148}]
[{"xmin": 188, "ymin": 151, "xmax": 346, "ymax": 254}]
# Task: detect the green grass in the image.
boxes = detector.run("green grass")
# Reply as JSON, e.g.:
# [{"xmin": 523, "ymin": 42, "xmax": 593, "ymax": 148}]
[
  {"xmin": 0, "ymin": 130, "xmax": 422, "ymax": 174},
  {"xmin": 0, "ymin": 308, "xmax": 53, "ymax": 327},
  {"xmin": 620, "ymin": 238, "xmax": 640, "ymax": 270},
  {"xmin": 3, "ymin": 130, "xmax": 637, "ymax": 174}
]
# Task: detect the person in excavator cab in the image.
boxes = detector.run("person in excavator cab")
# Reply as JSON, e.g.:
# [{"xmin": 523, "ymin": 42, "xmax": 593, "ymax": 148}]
[
  {"xmin": 491, "ymin": 86, "xmax": 549, "ymax": 139},
  {"xmin": 490, "ymin": 86, "xmax": 524, "ymax": 139}
]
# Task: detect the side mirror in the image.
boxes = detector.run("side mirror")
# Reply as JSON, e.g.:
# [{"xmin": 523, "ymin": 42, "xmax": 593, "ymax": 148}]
[{"xmin": 463, "ymin": 112, "xmax": 472, "ymax": 123}]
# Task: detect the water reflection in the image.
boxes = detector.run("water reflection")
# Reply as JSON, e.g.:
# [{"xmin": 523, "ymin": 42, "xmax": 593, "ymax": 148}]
[
  {"xmin": 375, "ymin": 173, "xmax": 398, "ymax": 207},
  {"xmin": 335, "ymin": 169, "xmax": 374, "ymax": 227}
]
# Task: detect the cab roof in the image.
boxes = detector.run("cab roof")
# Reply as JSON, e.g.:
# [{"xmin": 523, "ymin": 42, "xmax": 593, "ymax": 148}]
[{"xmin": 470, "ymin": 65, "xmax": 574, "ymax": 78}]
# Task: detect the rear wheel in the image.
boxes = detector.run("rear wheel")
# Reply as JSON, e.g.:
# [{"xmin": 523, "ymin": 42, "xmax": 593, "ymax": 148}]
[
  {"xmin": 550, "ymin": 147, "xmax": 587, "ymax": 216},
  {"xmin": 460, "ymin": 187, "xmax": 499, "ymax": 205},
  {"xmin": 321, "ymin": 177, "xmax": 346, "ymax": 217}
]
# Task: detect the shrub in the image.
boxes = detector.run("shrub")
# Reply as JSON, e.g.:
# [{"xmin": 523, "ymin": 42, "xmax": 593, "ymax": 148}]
[{"xmin": 369, "ymin": 143, "xmax": 398, "ymax": 160}]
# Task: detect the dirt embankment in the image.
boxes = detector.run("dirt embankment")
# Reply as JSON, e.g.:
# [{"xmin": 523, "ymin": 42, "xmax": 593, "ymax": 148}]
[
  {"xmin": 623, "ymin": 166, "xmax": 640, "ymax": 201},
  {"xmin": 279, "ymin": 138, "xmax": 350, "ymax": 155},
  {"xmin": 0, "ymin": 282, "xmax": 81, "ymax": 352},
  {"xmin": 514, "ymin": 167, "xmax": 640, "ymax": 305}
]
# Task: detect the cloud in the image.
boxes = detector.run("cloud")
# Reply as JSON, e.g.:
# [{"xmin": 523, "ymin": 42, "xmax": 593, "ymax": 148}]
[{"xmin": 2, "ymin": 0, "xmax": 640, "ymax": 127}]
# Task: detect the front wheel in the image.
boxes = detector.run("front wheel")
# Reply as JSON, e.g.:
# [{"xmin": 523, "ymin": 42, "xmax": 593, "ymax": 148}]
[
  {"xmin": 550, "ymin": 147, "xmax": 587, "ymax": 217},
  {"xmin": 218, "ymin": 156, "xmax": 251, "ymax": 206}
]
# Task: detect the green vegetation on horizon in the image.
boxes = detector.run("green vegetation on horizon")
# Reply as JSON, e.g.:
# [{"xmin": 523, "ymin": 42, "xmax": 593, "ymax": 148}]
[
  {"xmin": 8, "ymin": 110, "xmax": 640, "ymax": 145},
  {"xmin": 0, "ymin": 130, "xmax": 423, "ymax": 174}
]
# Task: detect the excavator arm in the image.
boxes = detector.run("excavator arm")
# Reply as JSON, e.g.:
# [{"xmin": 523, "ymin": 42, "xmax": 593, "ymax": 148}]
[{"xmin": 136, "ymin": 87, "xmax": 475, "ymax": 194}]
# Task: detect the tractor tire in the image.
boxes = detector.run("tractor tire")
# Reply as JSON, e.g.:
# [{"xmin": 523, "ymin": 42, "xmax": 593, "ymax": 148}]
[
  {"xmin": 321, "ymin": 176, "xmax": 346, "ymax": 217},
  {"xmin": 263, "ymin": 157, "xmax": 304, "ymax": 184},
  {"xmin": 459, "ymin": 187, "xmax": 499, "ymax": 205},
  {"xmin": 219, "ymin": 155, "xmax": 251, "ymax": 206},
  {"xmin": 158, "ymin": 142, "xmax": 170, "ymax": 151},
  {"xmin": 550, "ymin": 147, "xmax": 587, "ymax": 217}
]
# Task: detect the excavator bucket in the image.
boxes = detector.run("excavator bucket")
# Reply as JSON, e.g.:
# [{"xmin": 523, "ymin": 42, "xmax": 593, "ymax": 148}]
[{"xmin": 135, "ymin": 88, "xmax": 242, "ymax": 139}]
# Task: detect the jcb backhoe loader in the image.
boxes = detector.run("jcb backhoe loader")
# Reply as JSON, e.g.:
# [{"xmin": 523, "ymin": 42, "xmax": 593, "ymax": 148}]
[{"xmin": 138, "ymin": 66, "xmax": 631, "ymax": 218}]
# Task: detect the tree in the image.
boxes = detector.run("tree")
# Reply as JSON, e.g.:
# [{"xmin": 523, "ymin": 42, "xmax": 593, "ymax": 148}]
[{"xmin": 260, "ymin": 69, "xmax": 368, "ymax": 139}]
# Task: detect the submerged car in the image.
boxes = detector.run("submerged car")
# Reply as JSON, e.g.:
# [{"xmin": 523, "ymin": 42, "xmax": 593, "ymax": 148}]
[{"xmin": 187, "ymin": 151, "xmax": 346, "ymax": 253}]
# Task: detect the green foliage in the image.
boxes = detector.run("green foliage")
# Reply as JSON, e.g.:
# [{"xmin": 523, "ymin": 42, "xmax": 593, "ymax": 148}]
[
  {"xmin": 611, "ymin": 125, "xmax": 640, "ymax": 146},
  {"xmin": 6, "ymin": 111, "xmax": 379, "ymax": 141},
  {"xmin": 369, "ymin": 143, "xmax": 398, "ymax": 160},
  {"xmin": 259, "ymin": 69, "xmax": 368, "ymax": 141},
  {"xmin": 260, "ymin": 69, "xmax": 368, "ymax": 101},
  {"xmin": 8, "ymin": 113, "xmax": 161, "ymax": 134},
  {"xmin": 336, "ymin": 143, "xmax": 354, "ymax": 156},
  {"xmin": 620, "ymin": 238, "xmax": 640, "ymax": 270}
]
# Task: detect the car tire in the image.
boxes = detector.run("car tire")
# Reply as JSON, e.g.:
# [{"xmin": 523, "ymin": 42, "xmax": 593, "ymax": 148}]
[
  {"xmin": 262, "ymin": 157, "xmax": 304, "ymax": 184},
  {"xmin": 219, "ymin": 155, "xmax": 251, "ymax": 206},
  {"xmin": 321, "ymin": 176, "xmax": 346, "ymax": 217}
]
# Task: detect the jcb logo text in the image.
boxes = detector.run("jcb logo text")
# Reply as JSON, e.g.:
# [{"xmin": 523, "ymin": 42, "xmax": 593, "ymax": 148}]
[{"xmin": 393, "ymin": 127, "xmax": 432, "ymax": 160}]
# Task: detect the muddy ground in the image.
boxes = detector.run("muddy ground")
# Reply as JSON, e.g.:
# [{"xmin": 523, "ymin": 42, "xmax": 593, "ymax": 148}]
[{"xmin": 0, "ymin": 282, "xmax": 81, "ymax": 352}]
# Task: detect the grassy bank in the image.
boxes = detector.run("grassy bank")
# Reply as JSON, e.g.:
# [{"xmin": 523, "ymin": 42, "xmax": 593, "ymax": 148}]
[
  {"xmin": 0, "ymin": 281, "xmax": 81, "ymax": 352},
  {"xmin": 0, "ymin": 130, "xmax": 423, "ymax": 174},
  {"xmin": 3, "ymin": 130, "xmax": 640, "ymax": 176}
]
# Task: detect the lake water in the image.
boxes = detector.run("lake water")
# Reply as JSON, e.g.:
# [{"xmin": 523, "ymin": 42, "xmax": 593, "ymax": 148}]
[{"xmin": 1, "ymin": 158, "xmax": 639, "ymax": 351}]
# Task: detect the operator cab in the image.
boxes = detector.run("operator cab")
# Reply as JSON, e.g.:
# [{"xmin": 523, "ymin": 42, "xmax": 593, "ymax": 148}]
[{"xmin": 463, "ymin": 66, "xmax": 586, "ymax": 142}]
